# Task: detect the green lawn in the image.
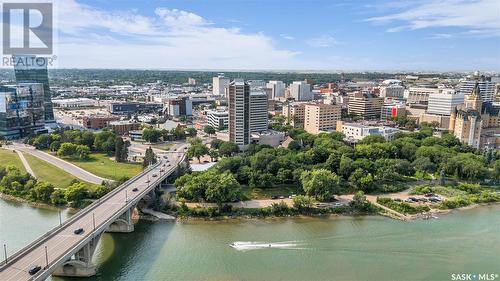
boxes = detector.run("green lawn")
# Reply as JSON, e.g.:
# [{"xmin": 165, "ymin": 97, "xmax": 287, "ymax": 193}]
[
  {"xmin": 63, "ymin": 153, "xmax": 142, "ymax": 180},
  {"xmin": 23, "ymin": 153, "xmax": 97, "ymax": 189},
  {"xmin": 0, "ymin": 148, "xmax": 26, "ymax": 172},
  {"xmin": 242, "ymin": 185, "xmax": 303, "ymax": 200},
  {"xmin": 150, "ymin": 143, "xmax": 173, "ymax": 151}
]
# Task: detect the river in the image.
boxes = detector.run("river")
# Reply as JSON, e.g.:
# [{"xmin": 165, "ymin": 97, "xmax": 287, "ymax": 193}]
[{"xmin": 1, "ymin": 199, "xmax": 499, "ymax": 281}]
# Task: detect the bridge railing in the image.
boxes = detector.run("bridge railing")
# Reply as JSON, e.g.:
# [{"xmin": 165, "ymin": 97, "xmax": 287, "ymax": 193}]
[
  {"xmin": 0, "ymin": 160, "xmax": 163, "ymax": 271},
  {"xmin": 32, "ymin": 155, "xmax": 186, "ymax": 281}
]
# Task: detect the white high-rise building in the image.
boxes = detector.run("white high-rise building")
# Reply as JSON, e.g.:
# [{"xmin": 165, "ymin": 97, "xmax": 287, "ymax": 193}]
[
  {"xmin": 207, "ymin": 110, "xmax": 229, "ymax": 130},
  {"xmin": 266, "ymin": 81, "xmax": 285, "ymax": 98},
  {"xmin": 250, "ymin": 90, "xmax": 268, "ymax": 133},
  {"xmin": 427, "ymin": 90, "xmax": 465, "ymax": 116},
  {"xmin": 459, "ymin": 79, "xmax": 495, "ymax": 102},
  {"xmin": 289, "ymin": 81, "xmax": 312, "ymax": 101},
  {"xmin": 247, "ymin": 80, "xmax": 266, "ymax": 88},
  {"xmin": 213, "ymin": 75, "xmax": 230, "ymax": 96},
  {"xmin": 228, "ymin": 79, "xmax": 268, "ymax": 149}
]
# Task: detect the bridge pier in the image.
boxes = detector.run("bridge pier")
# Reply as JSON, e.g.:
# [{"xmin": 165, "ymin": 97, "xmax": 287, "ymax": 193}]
[
  {"xmin": 106, "ymin": 205, "xmax": 135, "ymax": 233},
  {"xmin": 52, "ymin": 234, "xmax": 101, "ymax": 277}
]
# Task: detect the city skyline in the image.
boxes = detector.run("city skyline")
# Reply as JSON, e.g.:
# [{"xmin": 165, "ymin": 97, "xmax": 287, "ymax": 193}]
[{"xmin": 1, "ymin": 0, "xmax": 499, "ymax": 71}]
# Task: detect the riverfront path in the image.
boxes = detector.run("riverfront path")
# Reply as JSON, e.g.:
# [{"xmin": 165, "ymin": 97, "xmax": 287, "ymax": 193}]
[
  {"xmin": 14, "ymin": 150, "xmax": 36, "ymax": 178},
  {"xmin": 7, "ymin": 144, "xmax": 109, "ymax": 185}
]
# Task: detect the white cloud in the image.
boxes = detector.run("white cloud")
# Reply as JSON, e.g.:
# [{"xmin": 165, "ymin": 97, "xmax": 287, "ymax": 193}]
[
  {"xmin": 280, "ymin": 34, "xmax": 295, "ymax": 40},
  {"xmin": 0, "ymin": 0, "xmax": 311, "ymax": 69},
  {"xmin": 307, "ymin": 35, "xmax": 337, "ymax": 48},
  {"xmin": 367, "ymin": 0, "xmax": 500, "ymax": 36}
]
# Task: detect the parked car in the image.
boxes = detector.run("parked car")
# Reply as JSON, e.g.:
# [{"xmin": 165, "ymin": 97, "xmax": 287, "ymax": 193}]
[
  {"xmin": 333, "ymin": 202, "xmax": 343, "ymax": 207},
  {"xmin": 279, "ymin": 196, "xmax": 285, "ymax": 199},
  {"xmin": 132, "ymin": 188, "xmax": 139, "ymax": 192},
  {"xmin": 145, "ymin": 180, "xmax": 150, "ymax": 183},
  {"xmin": 405, "ymin": 198, "xmax": 415, "ymax": 203},
  {"xmin": 271, "ymin": 195, "xmax": 278, "ymax": 200},
  {"xmin": 28, "ymin": 265, "xmax": 41, "ymax": 275},
  {"xmin": 424, "ymin": 193, "xmax": 435, "ymax": 197},
  {"xmin": 418, "ymin": 198, "xmax": 429, "ymax": 202},
  {"xmin": 393, "ymin": 198, "xmax": 402, "ymax": 202},
  {"xmin": 74, "ymin": 228, "xmax": 84, "ymax": 235},
  {"xmin": 409, "ymin": 197, "xmax": 418, "ymax": 202},
  {"xmin": 152, "ymin": 174, "xmax": 158, "ymax": 177},
  {"xmin": 429, "ymin": 197, "xmax": 442, "ymax": 203}
]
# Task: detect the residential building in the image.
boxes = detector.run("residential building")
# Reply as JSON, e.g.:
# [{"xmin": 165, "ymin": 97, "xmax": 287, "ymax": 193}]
[
  {"xmin": 213, "ymin": 75, "xmax": 230, "ymax": 96},
  {"xmin": 347, "ymin": 92, "xmax": 383, "ymax": 119},
  {"xmin": 251, "ymin": 130, "xmax": 285, "ymax": 147},
  {"xmin": 266, "ymin": 81, "xmax": 285, "ymax": 98},
  {"xmin": 282, "ymin": 103, "xmax": 306, "ymax": 128},
  {"xmin": 249, "ymin": 90, "xmax": 269, "ymax": 133},
  {"xmin": 207, "ymin": 110, "xmax": 229, "ymax": 130},
  {"xmin": 0, "ymin": 83, "xmax": 47, "ymax": 139},
  {"xmin": 188, "ymin": 77, "xmax": 196, "ymax": 85},
  {"xmin": 459, "ymin": 76, "xmax": 495, "ymax": 102},
  {"xmin": 381, "ymin": 102, "xmax": 406, "ymax": 120},
  {"xmin": 168, "ymin": 97, "xmax": 193, "ymax": 117},
  {"xmin": 228, "ymin": 79, "xmax": 251, "ymax": 148},
  {"xmin": 13, "ymin": 55, "xmax": 55, "ymax": 123},
  {"xmin": 289, "ymin": 81, "xmax": 313, "ymax": 101},
  {"xmin": 82, "ymin": 115, "xmax": 121, "ymax": 130},
  {"xmin": 304, "ymin": 103, "xmax": 341, "ymax": 134},
  {"xmin": 427, "ymin": 91, "xmax": 465, "ymax": 116}
]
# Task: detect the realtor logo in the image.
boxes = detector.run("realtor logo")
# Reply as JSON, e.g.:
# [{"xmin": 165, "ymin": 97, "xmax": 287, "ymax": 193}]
[{"xmin": 2, "ymin": 3, "xmax": 53, "ymax": 55}]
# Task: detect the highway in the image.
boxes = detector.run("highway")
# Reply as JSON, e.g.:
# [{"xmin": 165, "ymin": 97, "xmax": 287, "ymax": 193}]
[{"xmin": 0, "ymin": 143, "xmax": 187, "ymax": 281}]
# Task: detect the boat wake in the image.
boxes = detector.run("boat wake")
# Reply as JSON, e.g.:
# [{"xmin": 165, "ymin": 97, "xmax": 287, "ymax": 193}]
[{"xmin": 229, "ymin": 241, "xmax": 304, "ymax": 251}]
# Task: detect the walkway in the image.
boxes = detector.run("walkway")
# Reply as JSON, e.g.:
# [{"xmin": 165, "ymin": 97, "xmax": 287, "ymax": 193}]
[
  {"xmin": 14, "ymin": 150, "xmax": 36, "ymax": 178},
  {"xmin": 8, "ymin": 144, "xmax": 109, "ymax": 185}
]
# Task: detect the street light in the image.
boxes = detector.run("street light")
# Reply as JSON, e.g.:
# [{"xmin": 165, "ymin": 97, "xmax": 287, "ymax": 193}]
[
  {"xmin": 92, "ymin": 213, "xmax": 96, "ymax": 230},
  {"xmin": 3, "ymin": 244, "xmax": 7, "ymax": 265},
  {"xmin": 44, "ymin": 246, "xmax": 48, "ymax": 269},
  {"xmin": 58, "ymin": 210, "xmax": 62, "ymax": 227}
]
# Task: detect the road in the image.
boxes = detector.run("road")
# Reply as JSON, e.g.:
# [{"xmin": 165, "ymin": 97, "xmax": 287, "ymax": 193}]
[
  {"xmin": 7, "ymin": 144, "xmax": 109, "ymax": 185},
  {"xmin": 0, "ymin": 144, "xmax": 187, "ymax": 281}
]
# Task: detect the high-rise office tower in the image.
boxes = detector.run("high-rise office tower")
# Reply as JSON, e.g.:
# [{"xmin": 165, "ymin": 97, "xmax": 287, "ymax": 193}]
[
  {"xmin": 289, "ymin": 81, "xmax": 312, "ymax": 101},
  {"xmin": 228, "ymin": 79, "xmax": 268, "ymax": 149},
  {"xmin": 13, "ymin": 55, "xmax": 55, "ymax": 123},
  {"xmin": 229, "ymin": 79, "xmax": 250, "ymax": 147},
  {"xmin": 213, "ymin": 74, "xmax": 231, "ymax": 96},
  {"xmin": 0, "ymin": 83, "xmax": 46, "ymax": 139},
  {"xmin": 266, "ymin": 81, "xmax": 285, "ymax": 99},
  {"xmin": 459, "ymin": 74, "xmax": 495, "ymax": 102},
  {"xmin": 249, "ymin": 90, "xmax": 268, "ymax": 133}
]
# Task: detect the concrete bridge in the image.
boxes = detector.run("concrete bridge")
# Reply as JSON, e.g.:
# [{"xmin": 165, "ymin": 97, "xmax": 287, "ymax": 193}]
[{"xmin": 0, "ymin": 148, "xmax": 187, "ymax": 281}]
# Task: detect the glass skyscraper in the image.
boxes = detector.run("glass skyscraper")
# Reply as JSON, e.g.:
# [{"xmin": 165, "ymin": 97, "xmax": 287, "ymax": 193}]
[
  {"xmin": 0, "ymin": 83, "xmax": 47, "ymax": 139},
  {"xmin": 13, "ymin": 55, "xmax": 55, "ymax": 123}
]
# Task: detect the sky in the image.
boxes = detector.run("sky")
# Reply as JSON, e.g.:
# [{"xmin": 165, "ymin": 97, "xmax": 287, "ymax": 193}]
[{"xmin": 1, "ymin": 0, "xmax": 499, "ymax": 71}]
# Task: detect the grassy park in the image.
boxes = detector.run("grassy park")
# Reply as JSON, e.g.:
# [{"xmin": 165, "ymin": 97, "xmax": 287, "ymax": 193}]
[
  {"xmin": 0, "ymin": 148, "xmax": 26, "ymax": 172},
  {"xmin": 242, "ymin": 185, "xmax": 303, "ymax": 200},
  {"xmin": 23, "ymin": 153, "xmax": 97, "ymax": 189},
  {"xmin": 62, "ymin": 153, "xmax": 142, "ymax": 180}
]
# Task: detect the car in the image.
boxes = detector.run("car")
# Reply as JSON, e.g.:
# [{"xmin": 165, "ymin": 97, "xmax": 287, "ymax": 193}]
[
  {"xmin": 160, "ymin": 169, "xmax": 165, "ymax": 172},
  {"xmin": 152, "ymin": 174, "xmax": 158, "ymax": 177},
  {"xmin": 203, "ymin": 160, "xmax": 209, "ymax": 163},
  {"xmin": 184, "ymin": 147, "xmax": 188, "ymax": 150},
  {"xmin": 429, "ymin": 197, "xmax": 442, "ymax": 203},
  {"xmin": 424, "ymin": 193, "xmax": 435, "ymax": 197},
  {"xmin": 315, "ymin": 203, "xmax": 328, "ymax": 208},
  {"xmin": 132, "ymin": 188, "xmax": 139, "ymax": 192},
  {"xmin": 405, "ymin": 198, "xmax": 415, "ymax": 203},
  {"xmin": 271, "ymin": 195, "xmax": 278, "ymax": 200},
  {"xmin": 279, "ymin": 196, "xmax": 285, "ymax": 199},
  {"xmin": 163, "ymin": 155, "xmax": 168, "ymax": 159},
  {"xmin": 145, "ymin": 180, "xmax": 150, "ymax": 183},
  {"xmin": 74, "ymin": 228, "xmax": 84, "ymax": 235},
  {"xmin": 418, "ymin": 198, "xmax": 429, "ymax": 202},
  {"xmin": 230, "ymin": 198, "xmax": 239, "ymax": 203},
  {"xmin": 409, "ymin": 197, "xmax": 418, "ymax": 202},
  {"xmin": 28, "ymin": 265, "xmax": 42, "ymax": 275},
  {"xmin": 393, "ymin": 198, "xmax": 402, "ymax": 202},
  {"xmin": 333, "ymin": 202, "xmax": 343, "ymax": 207}
]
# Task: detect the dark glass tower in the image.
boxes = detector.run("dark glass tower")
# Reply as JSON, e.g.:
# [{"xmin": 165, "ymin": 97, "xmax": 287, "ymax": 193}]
[{"xmin": 13, "ymin": 55, "xmax": 55, "ymax": 123}]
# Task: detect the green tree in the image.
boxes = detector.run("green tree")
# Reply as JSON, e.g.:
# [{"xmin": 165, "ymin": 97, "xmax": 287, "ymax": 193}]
[
  {"xmin": 75, "ymin": 145, "xmax": 90, "ymax": 159},
  {"xmin": 219, "ymin": 141, "xmax": 239, "ymax": 157},
  {"xmin": 205, "ymin": 171, "xmax": 241, "ymax": 208},
  {"xmin": 142, "ymin": 128, "xmax": 161, "ymax": 143},
  {"xmin": 208, "ymin": 149, "xmax": 219, "ymax": 162},
  {"xmin": 293, "ymin": 195, "xmax": 314, "ymax": 210},
  {"xmin": 204, "ymin": 125, "xmax": 216, "ymax": 136},
  {"xmin": 185, "ymin": 127, "xmax": 197, "ymax": 137},
  {"xmin": 31, "ymin": 182, "xmax": 55, "ymax": 203},
  {"xmin": 65, "ymin": 182, "xmax": 88, "ymax": 204},
  {"xmin": 142, "ymin": 147, "xmax": 157, "ymax": 168},
  {"xmin": 57, "ymin": 142, "xmax": 77, "ymax": 157},
  {"xmin": 188, "ymin": 143, "xmax": 209, "ymax": 163},
  {"xmin": 300, "ymin": 169, "xmax": 341, "ymax": 201}
]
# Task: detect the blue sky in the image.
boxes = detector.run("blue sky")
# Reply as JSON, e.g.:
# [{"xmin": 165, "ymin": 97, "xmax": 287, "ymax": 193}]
[{"xmin": 3, "ymin": 0, "xmax": 500, "ymax": 71}]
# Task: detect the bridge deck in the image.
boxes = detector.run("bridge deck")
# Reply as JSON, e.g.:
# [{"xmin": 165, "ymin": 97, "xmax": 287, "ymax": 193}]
[{"xmin": 0, "ymin": 150, "xmax": 185, "ymax": 281}]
